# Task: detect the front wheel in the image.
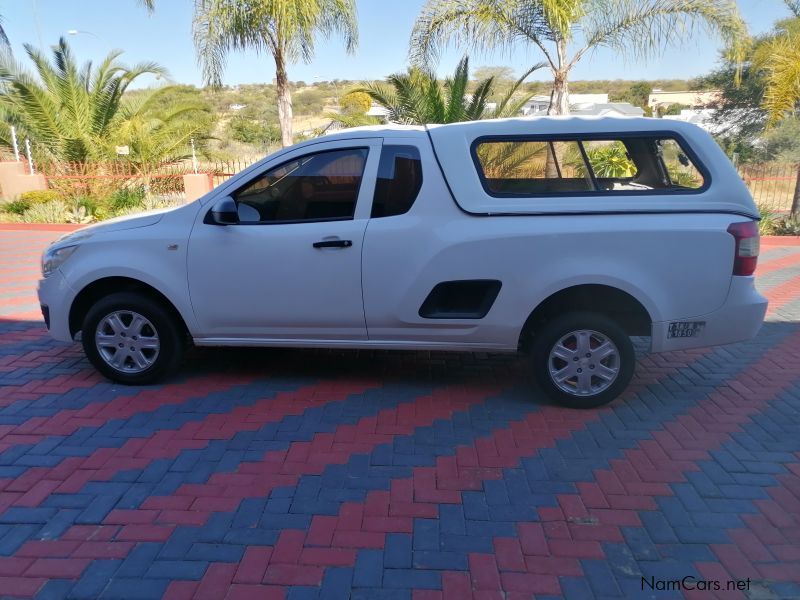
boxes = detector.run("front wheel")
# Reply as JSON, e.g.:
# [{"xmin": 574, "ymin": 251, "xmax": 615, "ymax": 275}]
[
  {"xmin": 81, "ymin": 292, "xmax": 184, "ymax": 385},
  {"xmin": 531, "ymin": 311, "xmax": 635, "ymax": 409}
]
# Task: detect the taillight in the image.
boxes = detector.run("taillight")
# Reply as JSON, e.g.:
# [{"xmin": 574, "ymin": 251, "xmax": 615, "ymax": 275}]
[{"xmin": 727, "ymin": 221, "xmax": 759, "ymax": 276}]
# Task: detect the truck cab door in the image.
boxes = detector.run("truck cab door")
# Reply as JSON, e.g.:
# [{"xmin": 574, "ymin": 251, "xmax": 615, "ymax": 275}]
[{"xmin": 187, "ymin": 138, "xmax": 381, "ymax": 341}]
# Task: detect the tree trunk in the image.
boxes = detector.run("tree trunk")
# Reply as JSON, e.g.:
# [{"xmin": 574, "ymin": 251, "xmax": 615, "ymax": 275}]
[
  {"xmin": 547, "ymin": 38, "xmax": 570, "ymax": 116},
  {"xmin": 544, "ymin": 70, "xmax": 570, "ymax": 178},
  {"xmin": 547, "ymin": 71, "xmax": 570, "ymax": 116},
  {"xmin": 544, "ymin": 39, "xmax": 570, "ymax": 178},
  {"xmin": 791, "ymin": 163, "xmax": 800, "ymax": 219},
  {"xmin": 275, "ymin": 54, "xmax": 293, "ymax": 147}
]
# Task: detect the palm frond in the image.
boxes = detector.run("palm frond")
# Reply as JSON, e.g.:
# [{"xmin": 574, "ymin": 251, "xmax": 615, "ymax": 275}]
[
  {"xmin": 0, "ymin": 14, "xmax": 9, "ymax": 47},
  {"xmin": 466, "ymin": 76, "xmax": 494, "ymax": 120},
  {"xmin": 194, "ymin": 0, "xmax": 357, "ymax": 86},
  {"xmin": 359, "ymin": 81, "xmax": 404, "ymax": 122},
  {"xmin": 477, "ymin": 139, "xmax": 548, "ymax": 179},
  {"xmin": 0, "ymin": 38, "xmax": 166, "ymax": 162},
  {"xmin": 444, "ymin": 56, "xmax": 470, "ymax": 122},
  {"xmin": 360, "ymin": 54, "xmax": 532, "ymax": 125},
  {"xmin": 317, "ymin": 0, "xmax": 359, "ymax": 54},
  {"xmin": 578, "ymin": 0, "xmax": 747, "ymax": 68},
  {"xmin": 410, "ymin": 0, "xmax": 557, "ymax": 71},
  {"xmin": 322, "ymin": 111, "xmax": 381, "ymax": 130},
  {"xmin": 193, "ymin": 0, "xmax": 258, "ymax": 88},
  {"xmin": 492, "ymin": 61, "xmax": 546, "ymax": 117},
  {"xmin": 760, "ymin": 34, "xmax": 800, "ymax": 124}
]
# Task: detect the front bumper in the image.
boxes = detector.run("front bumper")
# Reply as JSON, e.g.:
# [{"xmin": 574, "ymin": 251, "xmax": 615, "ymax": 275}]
[
  {"xmin": 651, "ymin": 276, "xmax": 768, "ymax": 353},
  {"xmin": 36, "ymin": 270, "xmax": 76, "ymax": 342}
]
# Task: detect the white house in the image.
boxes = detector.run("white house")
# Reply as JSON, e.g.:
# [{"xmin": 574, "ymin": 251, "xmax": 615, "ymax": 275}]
[
  {"xmin": 520, "ymin": 93, "xmax": 611, "ymax": 116},
  {"xmin": 662, "ymin": 109, "xmax": 723, "ymax": 134},
  {"xmin": 366, "ymin": 104, "xmax": 391, "ymax": 119},
  {"xmin": 570, "ymin": 102, "xmax": 645, "ymax": 117},
  {"xmin": 648, "ymin": 90, "xmax": 721, "ymax": 112},
  {"xmin": 520, "ymin": 95, "xmax": 551, "ymax": 115}
]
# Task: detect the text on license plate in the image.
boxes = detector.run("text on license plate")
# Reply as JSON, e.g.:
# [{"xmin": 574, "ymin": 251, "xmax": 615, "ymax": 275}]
[{"xmin": 668, "ymin": 321, "xmax": 706, "ymax": 339}]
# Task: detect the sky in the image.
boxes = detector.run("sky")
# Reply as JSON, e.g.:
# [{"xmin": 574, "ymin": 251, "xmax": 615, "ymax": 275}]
[{"xmin": 1, "ymin": 0, "xmax": 794, "ymax": 88}]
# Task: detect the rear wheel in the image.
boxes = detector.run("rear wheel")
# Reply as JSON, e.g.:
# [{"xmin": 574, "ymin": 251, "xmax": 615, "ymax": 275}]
[
  {"xmin": 531, "ymin": 311, "xmax": 634, "ymax": 409},
  {"xmin": 81, "ymin": 292, "xmax": 183, "ymax": 384}
]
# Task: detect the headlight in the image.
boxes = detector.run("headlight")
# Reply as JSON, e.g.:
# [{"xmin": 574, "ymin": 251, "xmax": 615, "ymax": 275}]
[{"xmin": 41, "ymin": 245, "xmax": 78, "ymax": 277}]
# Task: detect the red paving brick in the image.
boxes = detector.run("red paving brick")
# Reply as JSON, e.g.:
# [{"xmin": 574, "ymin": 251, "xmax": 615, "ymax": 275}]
[{"xmin": 0, "ymin": 228, "xmax": 797, "ymax": 598}]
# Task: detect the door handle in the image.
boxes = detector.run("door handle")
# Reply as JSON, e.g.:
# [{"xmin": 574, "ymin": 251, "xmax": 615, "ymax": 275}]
[{"xmin": 313, "ymin": 239, "xmax": 353, "ymax": 249}]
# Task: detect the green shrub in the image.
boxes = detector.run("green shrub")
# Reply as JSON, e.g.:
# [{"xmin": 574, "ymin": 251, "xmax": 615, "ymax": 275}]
[
  {"xmin": 1, "ymin": 199, "xmax": 31, "ymax": 215},
  {"xmin": 593, "ymin": 147, "xmax": 636, "ymax": 178},
  {"xmin": 74, "ymin": 196, "xmax": 99, "ymax": 213},
  {"xmin": 583, "ymin": 143, "xmax": 637, "ymax": 178},
  {"xmin": 2, "ymin": 189, "xmax": 61, "ymax": 215},
  {"xmin": 757, "ymin": 204, "xmax": 781, "ymax": 235},
  {"xmin": 228, "ymin": 117, "xmax": 281, "ymax": 146},
  {"xmin": 293, "ymin": 88, "xmax": 327, "ymax": 114},
  {"xmin": 340, "ymin": 91, "xmax": 371, "ymax": 114},
  {"xmin": 667, "ymin": 168, "xmax": 701, "ymax": 188},
  {"xmin": 21, "ymin": 200, "xmax": 68, "ymax": 223},
  {"xmin": 18, "ymin": 189, "xmax": 61, "ymax": 205},
  {"xmin": 74, "ymin": 196, "xmax": 113, "ymax": 220},
  {"xmin": 65, "ymin": 203, "xmax": 94, "ymax": 224},
  {"xmin": 772, "ymin": 216, "xmax": 800, "ymax": 236},
  {"xmin": 107, "ymin": 186, "xmax": 146, "ymax": 213},
  {"xmin": 112, "ymin": 194, "xmax": 182, "ymax": 217}
]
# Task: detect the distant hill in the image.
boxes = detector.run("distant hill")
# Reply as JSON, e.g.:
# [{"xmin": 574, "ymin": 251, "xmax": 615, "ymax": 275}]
[{"xmin": 130, "ymin": 78, "xmax": 700, "ymax": 160}]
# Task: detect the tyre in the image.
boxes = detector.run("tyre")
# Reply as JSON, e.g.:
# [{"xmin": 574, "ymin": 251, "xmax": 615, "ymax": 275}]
[
  {"xmin": 81, "ymin": 292, "xmax": 184, "ymax": 385},
  {"xmin": 531, "ymin": 311, "xmax": 634, "ymax": 409}
]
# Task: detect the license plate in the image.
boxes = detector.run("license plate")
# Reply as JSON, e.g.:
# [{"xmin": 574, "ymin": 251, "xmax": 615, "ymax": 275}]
[{"xmin": 667, "ymin": 321, "xmax": 705, "ymax": 339}]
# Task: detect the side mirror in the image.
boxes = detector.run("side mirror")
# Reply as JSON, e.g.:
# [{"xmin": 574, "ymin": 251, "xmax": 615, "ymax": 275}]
[{"xmin": 204, "ymin": 196, "xmax": 239, "ymax": 225}]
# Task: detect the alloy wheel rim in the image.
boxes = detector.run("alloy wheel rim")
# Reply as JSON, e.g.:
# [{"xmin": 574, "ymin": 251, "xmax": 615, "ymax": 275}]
[
  {"xmin": 547, "ymin": 329, "xmax": 620, "ymax": 397},
  {"xmin": 95, "ymin": 310, "xmax": 160, "ymax": 373}
]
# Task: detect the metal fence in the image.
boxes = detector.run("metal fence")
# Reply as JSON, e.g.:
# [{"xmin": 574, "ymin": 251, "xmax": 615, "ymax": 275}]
[
  {"xmin": 737, "ymin": 163, "xmax": 799, "ymax": 214},
  {"xmin": 39, "ymin": 158, "xmax": 262, "ymax": 198},
  {"xmin": 204, "ymin": 158, "xmax": 260, "ymax": 188},
  {"xmin": 34, "ymin": 158, "xmax": 800, "ymax": 216},
  {"xmin": 42, "ymin": 161, "xmax": 190, "ymax": 197}
]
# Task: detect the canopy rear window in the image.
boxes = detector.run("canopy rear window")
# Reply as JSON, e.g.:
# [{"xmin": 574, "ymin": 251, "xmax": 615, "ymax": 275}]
[{"xmin": 473, "ymin": 135, "xmax": 707, "ymax": 197}]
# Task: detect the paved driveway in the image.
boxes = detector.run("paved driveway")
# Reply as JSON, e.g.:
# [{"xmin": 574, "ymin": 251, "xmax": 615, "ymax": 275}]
[{"xmin": 0, "ymin": 226, "xmax": 799, "ymax": 600}]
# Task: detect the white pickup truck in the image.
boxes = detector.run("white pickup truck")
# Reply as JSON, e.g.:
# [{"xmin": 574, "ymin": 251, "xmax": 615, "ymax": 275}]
[{"xmin": 38, "ymin": 117, "xmax": 767, "ymax": 408}]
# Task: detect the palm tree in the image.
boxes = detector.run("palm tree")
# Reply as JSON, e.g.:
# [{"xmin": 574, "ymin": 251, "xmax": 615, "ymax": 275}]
[
  {"xmin": 753, "ymin": 2, "xmax": 800, "ymax": 124},
  {"xmin": 360, "ymin": 56, "xmax": 541, "ymax": 125},
  {"xmin": 193, "ymin": 0, "xmax": 358, "ymax": 147},
  {"xmin": 0, "ymin": 13, "xmax": 9, "ymax": 48},
  {"xmin": 410, "ymin": 0, "xmax": 747, "ymax": 115},
  {"xmin": 0, "ymin": 38, "xmax": 165, "ymax": 163},
  {"xmin": 113, "ymin": 88, "xmax": 212, "ymax": 194}
]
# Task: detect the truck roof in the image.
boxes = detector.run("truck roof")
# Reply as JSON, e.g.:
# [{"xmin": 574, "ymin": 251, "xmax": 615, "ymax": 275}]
[
  {"xmin": 213, "ymin": 116, "xmax": 756, "ymax": 219},
  {"xmin": 320, "ymin": 116, "xmax": 705, "ymax": 142}
]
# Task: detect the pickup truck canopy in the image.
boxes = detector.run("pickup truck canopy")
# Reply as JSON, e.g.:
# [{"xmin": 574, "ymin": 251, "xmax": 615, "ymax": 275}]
[{"xmin": 426, "ymin": 116, "xmax": 758, "ymax": 219}]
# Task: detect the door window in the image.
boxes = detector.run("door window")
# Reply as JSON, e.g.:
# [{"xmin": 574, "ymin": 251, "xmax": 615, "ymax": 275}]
[
  {"xmin": 234, "ymin": 148, "xmax": 368, "ymax": 223},
  {"xmin": 371, "ymin": 145, "xmax": 423, "ymax": 218}
]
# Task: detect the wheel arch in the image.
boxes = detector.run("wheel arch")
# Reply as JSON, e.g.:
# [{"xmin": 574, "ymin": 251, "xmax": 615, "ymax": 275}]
[
  {"xmin": 518, "ymin": 283, "xmax": 653, "ymax": 351},
  {"xmin": 69, "ymin": 276, "xmax": 190, "ymax": 338}
]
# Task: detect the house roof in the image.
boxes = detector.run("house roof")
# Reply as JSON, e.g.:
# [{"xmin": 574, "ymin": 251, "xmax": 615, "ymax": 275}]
[{"xmin": 571, "ymin": 102, "xmax": 645, "ymax": 117}]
